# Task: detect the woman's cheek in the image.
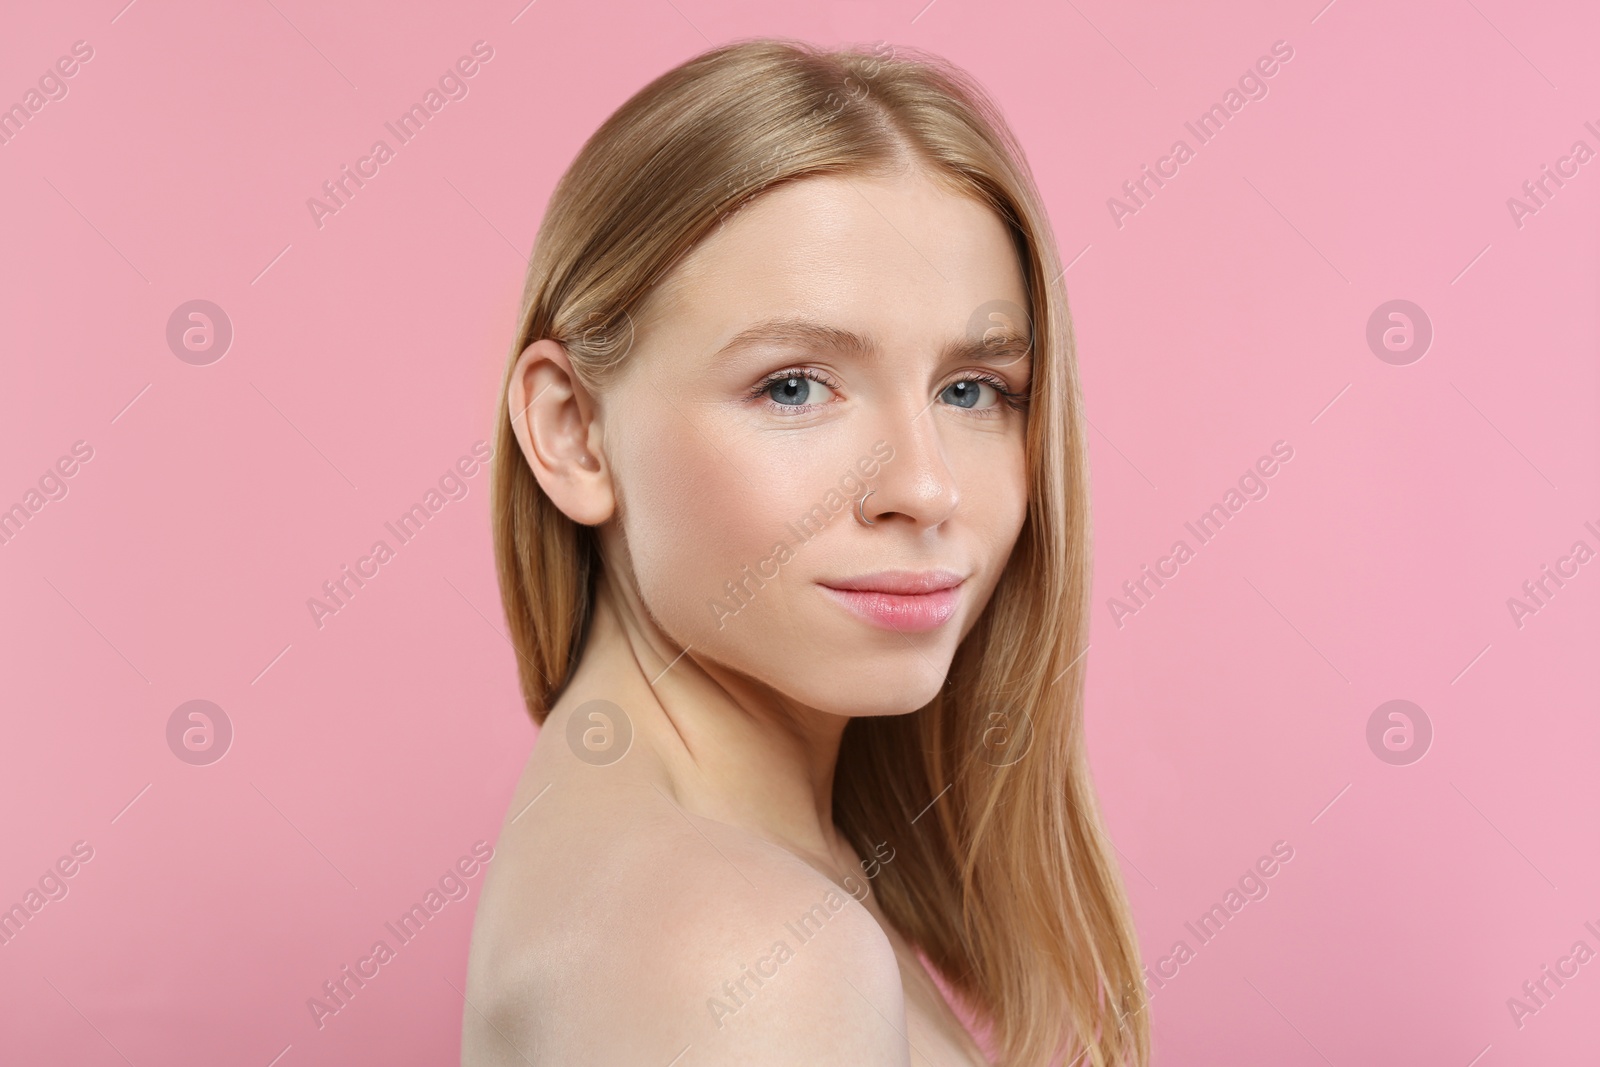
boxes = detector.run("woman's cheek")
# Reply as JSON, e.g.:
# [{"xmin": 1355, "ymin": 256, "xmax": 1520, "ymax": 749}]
[
  {"xmin": 618, "ymin": 423, "xmax": 776, "ymax": 642},
  {"xmin": 963, "ymin": 435, "xmax": 1028, "ymax": 557}
]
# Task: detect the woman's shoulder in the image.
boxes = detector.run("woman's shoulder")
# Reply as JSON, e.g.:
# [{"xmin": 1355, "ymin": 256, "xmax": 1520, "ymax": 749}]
[{"xmin": 462, "ymin": 747, "xmax": 908, "ymax": 1064}]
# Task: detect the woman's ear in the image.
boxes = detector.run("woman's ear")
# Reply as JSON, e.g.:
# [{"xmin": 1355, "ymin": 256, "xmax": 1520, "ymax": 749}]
[{"xmin": 507, "ymin": 338, "xmax": 614, "ymax": 525}]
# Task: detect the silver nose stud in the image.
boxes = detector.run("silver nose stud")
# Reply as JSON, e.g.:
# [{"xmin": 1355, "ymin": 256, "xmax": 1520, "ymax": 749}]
[{"xmin": 855, "ymin": 489, "xmax": 875, "ymax": 526}]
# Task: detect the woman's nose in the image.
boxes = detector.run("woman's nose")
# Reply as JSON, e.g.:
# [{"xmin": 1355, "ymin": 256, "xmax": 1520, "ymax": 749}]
[{"xmin": 858, "ymin": 398, "xmax": 960, "ymax": 528}]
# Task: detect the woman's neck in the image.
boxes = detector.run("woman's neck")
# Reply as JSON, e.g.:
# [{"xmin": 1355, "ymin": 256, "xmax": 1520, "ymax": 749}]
[{"xmin": 559, "ymin": 577, "xmax": 855, "ymax": 869}]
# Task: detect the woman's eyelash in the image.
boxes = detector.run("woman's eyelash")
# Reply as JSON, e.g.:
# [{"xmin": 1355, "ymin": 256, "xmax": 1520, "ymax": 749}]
[
  {"xmin": 969, "ymin": 373, "xmax": 1030, "ymax": 412},
  {"xmin": 746, "ymin": 368, "xmax": 1029, "ymax": 412},
  {"xmin": 745, "ymin": 367, "xmax": 839, "ymax": 403}
]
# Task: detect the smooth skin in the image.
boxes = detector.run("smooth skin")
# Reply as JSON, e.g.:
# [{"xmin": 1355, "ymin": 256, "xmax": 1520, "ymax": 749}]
[{"xmin": 462, "ymin": 158, "xmax": 1032, "ymax": 1066}]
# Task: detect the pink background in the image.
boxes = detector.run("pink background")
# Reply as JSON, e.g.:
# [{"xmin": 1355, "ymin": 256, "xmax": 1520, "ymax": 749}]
[{"xmin": 2, "ymin": 0, "xmax": 1596, "ymax": 1063}]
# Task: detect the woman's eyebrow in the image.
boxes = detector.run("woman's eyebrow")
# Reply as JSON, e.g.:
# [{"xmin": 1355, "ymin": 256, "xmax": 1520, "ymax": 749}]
[{"xmin": 713, "ymin": 316, "xmax": 1032, "ymax": 369}]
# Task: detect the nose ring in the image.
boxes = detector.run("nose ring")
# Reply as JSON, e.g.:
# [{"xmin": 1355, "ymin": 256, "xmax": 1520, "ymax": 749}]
[{"xmin": 855, "ymin": 489, "xmax": 876, "ymax": 526}]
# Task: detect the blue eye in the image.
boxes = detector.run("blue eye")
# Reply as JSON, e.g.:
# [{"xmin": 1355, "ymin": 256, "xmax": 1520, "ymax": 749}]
[
  {"xmin": 749, "ymin": 367, "xmax": 1027, "ymax": 416},
  {"xmin": 941, "ymin": 379, "xmax": 993, "ymax": 409},
  {"xmin": 766, "ymin": 373, "xmax": 837, "ymax": 407},
  {"xmin": 944, "ymin": 374, "xmax": 1028, "ymax": 414}
]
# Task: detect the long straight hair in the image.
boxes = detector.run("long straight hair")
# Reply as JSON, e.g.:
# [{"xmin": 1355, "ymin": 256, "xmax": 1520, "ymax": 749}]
[{"xmin": 489, "ymin": 37, "xmax": 1149, "ymax": 1067}]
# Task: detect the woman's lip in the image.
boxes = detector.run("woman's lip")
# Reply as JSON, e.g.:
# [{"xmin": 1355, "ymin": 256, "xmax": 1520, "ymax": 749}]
[
  {"xmin": 820, "ymin": 569, "xmax": 967, "ymax": 594},
  {"xmin": 818, "ymin": 582, "xmax": 963, "ymax": 633}
]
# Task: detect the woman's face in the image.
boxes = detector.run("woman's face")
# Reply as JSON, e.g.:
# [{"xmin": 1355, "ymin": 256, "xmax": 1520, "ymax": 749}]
[{"xmin": 594, "ymin": 165, "xmax": 1032, "ymax": 718}]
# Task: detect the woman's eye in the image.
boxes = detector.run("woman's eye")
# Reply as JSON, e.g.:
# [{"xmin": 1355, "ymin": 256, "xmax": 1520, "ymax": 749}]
[
  {"xmin": 941, "ymin": 378, "xmax": 998, "ymax": 410},
  {"xmin": 756, "ymin": 372, "xmax": 1015, "ymax": 413},
  {"xmin": 765, "ymin": 374, "xmax": 837, "ymax": 407}
]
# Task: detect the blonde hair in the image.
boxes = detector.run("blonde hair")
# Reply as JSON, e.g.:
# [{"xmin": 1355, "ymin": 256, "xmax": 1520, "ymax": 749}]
[{"xmin": 489, "ymin": 37, "xmax": 1149, "ymax": 1067}]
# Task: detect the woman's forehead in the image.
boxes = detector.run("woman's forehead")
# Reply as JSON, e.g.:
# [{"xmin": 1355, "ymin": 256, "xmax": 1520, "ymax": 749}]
[{"xmin": 636, "ymin": 171, "xmax": 1028, "ymax": 358}]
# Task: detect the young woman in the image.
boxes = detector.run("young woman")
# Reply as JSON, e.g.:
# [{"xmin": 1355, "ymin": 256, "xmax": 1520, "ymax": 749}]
[{"xmin": 462, "ymin": 37, "xmax": 1149, "ymax": 1067}]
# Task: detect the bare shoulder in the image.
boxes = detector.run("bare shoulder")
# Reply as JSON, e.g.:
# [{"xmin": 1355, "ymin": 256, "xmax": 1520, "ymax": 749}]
[{"xmin": 462, "ymin": 740, "xmax": 909, "ymax": 1066}]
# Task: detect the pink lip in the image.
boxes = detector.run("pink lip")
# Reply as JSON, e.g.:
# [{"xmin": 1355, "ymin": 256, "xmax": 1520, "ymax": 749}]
[
  {"xmin": 821, "ymin": 569, "xmax": 966, "ymax": 594},
  {"xmin": 818, "ymin": 570, "xmax": 966, "ymax": 633}
]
